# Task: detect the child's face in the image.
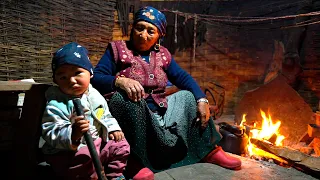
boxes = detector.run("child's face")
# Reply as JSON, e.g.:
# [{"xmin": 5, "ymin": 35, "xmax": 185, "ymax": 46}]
[{"xmin": 54, "ymin": 64, "xmax": 91, "ymax": 97}]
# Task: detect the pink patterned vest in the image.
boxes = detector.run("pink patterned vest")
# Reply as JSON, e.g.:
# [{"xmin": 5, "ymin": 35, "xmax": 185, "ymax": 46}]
[{"xmin": 110, "ymin": 40, "xmax": 171, "ymax": 108}]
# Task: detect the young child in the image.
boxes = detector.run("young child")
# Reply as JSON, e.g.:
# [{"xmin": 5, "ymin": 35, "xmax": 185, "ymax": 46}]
[{"xmin": 41, "ymin": 42, "xmax": 129, "ymax": 180}]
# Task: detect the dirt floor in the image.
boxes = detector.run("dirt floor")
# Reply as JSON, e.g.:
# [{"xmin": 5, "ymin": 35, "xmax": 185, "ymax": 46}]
[{"xmin": 155, "ymin": 154, "xmax": 319, "ymax": 180}]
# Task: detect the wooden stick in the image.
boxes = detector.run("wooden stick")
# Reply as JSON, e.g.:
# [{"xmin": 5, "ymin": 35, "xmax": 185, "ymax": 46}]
[
  {"xmin": 251, "ymin": 138, "xmax": 320, "ymax": 172},
  {"xmin": 73, "ymin": 99, "xmax": 107, "ymax": 180}
]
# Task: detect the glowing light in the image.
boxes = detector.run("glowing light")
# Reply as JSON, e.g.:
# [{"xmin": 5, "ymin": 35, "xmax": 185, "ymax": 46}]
[{"xmin": 239, "ymin": 109, "xmax": 286, "ymax": 157}]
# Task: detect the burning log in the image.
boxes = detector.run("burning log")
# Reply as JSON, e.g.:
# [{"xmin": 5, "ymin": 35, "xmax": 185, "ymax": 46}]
[
  {"xmin": 251, "ymin": 138, "xmax": 320, "ymax": 172},
  {"xmin": 267, "ymin": 133, "xmax": 278, "ymax": 145},
  {"xmin": 249, "ymin": 143, "xmax": 290, "ymax": 166},
  {"xmin": 309, "ymin": 138, "xmax": 320, "ymax": 156}
]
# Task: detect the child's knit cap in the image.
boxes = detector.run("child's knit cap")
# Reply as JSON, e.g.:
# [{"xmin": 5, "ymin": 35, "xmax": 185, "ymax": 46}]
[{"xmin": 52, "ymin": 42, "xmax": 93, "ymax": 75}]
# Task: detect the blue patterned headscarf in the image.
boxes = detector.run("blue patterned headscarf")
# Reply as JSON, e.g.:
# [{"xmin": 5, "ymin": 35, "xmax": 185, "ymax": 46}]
[
  {"xmin": 52, "ymin": 42, "xmax": 93, "ymax": 75},
  {"xmin": 134, "ymin": 6, "xmax": 167, "ymax": 37}
]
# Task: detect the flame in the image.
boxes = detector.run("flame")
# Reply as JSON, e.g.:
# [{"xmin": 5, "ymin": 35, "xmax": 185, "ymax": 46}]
[
  {"xmin": 240, "ymin": 109, "xmax": 285, "ymax": 157},
  {"xmin": 248, "ymin": 142, "xmax": 288, "ymax": 164},
  {"xmin": 239, "ymin": 114, "xmax": 246, "ymax": 127}
]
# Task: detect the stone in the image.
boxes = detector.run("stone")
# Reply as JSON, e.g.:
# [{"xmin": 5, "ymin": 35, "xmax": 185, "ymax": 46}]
[{"xmin": 155, "ymin": 154, "xmax": 318, "ymax": 180}]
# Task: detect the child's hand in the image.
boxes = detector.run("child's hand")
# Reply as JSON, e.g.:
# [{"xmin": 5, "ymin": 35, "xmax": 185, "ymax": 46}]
[
  {"xmin": 71, "ymin": 114, "xmax": 90, "ymax": 144},
  {"xmin": 109, "ymin": 131, "xmax": 124, "ymax": 142}
]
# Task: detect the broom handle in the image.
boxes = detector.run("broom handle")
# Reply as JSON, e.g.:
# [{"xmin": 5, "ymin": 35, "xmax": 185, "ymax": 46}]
[{"xmin": 73, "ymin": 98, "xmax": 107, "ymax": 180}]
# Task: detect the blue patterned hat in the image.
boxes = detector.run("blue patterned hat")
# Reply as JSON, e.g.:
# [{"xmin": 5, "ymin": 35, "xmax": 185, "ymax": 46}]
[
  {"xmin": 52, "ymin": 42, "xmax": 93, "ymax": 75},
  {"xmin": 134, "ymin": 6, "xmax": 167, "ymax": 37}
]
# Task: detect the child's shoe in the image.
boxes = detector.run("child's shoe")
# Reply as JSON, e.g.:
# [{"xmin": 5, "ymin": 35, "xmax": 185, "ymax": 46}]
[
  {"xmin": 132, "ymin": 167, "xmax": 154, "ymax": 180},
  {"xmin": 202, "ymin": 146, "xmax": 241, "ymax": 170}
]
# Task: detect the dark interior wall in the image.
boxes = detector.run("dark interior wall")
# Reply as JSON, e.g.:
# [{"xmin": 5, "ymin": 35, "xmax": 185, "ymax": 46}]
[
  {"xmin": 0, "ymin": 0, "xmax": 319, "ymax": 114},
  {"xmin": 0, "ymin": 0, "xmax": 116, "ymax": 83},
  {"xmin": 128, "ymin": 0, "xmax": 320, "ymax": 114}
]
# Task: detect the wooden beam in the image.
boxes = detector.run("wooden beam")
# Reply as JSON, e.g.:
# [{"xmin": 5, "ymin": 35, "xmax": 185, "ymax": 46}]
[
  {"xmin": 13, "ymin": 83, "xmax": 50, "ymax": 179},
  {"xmin": 0, "ymin": 81, "xmax": 39, "ymax": 91},
  {"xmin": 251, "ymin": 138, "xmax": 320, "ymax": 172},
  {"xmin": 308, "ymin": 124, "xmax": 320, "ymax": 138}
]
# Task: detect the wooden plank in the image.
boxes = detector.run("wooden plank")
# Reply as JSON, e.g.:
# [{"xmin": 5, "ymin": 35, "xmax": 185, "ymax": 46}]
[
  {"xmin": 308, "ymin": 124, "xmax": 320, "ymax": 138},
  {"xmin": 251, "ymin": 138, "xmax": 320, "ymax": 172},
  {"xmin": 0, "ymin": 108, "xmax": 21, "ymax": 151},
  {"xmin": 13, "ymin": 83, "xmax": 50, "ymax": 179},
  {"xmin": 309, "ymin": 138, "xmax": 320, "ymax": 156},
  {"xmin": 0, "ymin": 91, "xmax": 20, "ymax": 107},
  {"xmin": 0, "ymin": 81, "xmax": 40, "ymax": 91}
]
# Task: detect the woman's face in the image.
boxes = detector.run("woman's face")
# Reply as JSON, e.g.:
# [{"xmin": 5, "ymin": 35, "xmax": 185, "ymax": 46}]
[{"xmin": 132, "ymin": 21, "xmax": 160, "ymax": 52}]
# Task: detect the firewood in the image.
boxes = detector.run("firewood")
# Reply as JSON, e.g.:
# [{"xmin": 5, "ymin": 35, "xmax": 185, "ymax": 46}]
[
  {"xmin": 314, "ymin": 139, "xmax": 320, "ymax": 156},
  {"xmin": 299, "ymin": 147, "xmax": 314, "ymax": 155},
  {"xmin": 308, "ymin": 124, "xmax": 320, "ymax": 138},
  {"xmin": 251, "ymin": 138, "xmax": 320, "ymax": 172},
  {"xmin": 291, "ymin": 142, "xmax": 314, "ymax": 155},
  {"xmin": 250, "ymin": 144, "xmax": 290, "ymax": 166},
  {"xmin": 315, "ymin": 111, "xmax": 320, "ymax": 126},
  {"xmin": 235, "ymin": 75, "xmax": 315, "ymax": 146},
  {"xmin": 309, "ymin": 138, "xmax": 320, "ymax": 156},
  {"xmin": 298, "ymin": 131, "xmax": 314, "ymax": 145},
  {"xmin": 268, "ymin": 133, "xmax": 278, "ymax": 144}
]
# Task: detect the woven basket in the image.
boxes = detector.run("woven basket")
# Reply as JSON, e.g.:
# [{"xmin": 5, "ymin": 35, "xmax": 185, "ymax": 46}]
[{"xmin": 0, "ymin": 0, "xmax": 117, "ymax": 83}]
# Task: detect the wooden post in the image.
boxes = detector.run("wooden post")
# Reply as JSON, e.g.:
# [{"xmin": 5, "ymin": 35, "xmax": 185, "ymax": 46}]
[
  {"xmin": 8, "ymin": 83, "xmax": 51, "ymax": 179},
  {"xmin": 192, "ymin": 14, "xmax": 197, "ymax": 63},
  {"xmin": 174, "ymin": 12, "xmax": 177, "ymax": 44}
]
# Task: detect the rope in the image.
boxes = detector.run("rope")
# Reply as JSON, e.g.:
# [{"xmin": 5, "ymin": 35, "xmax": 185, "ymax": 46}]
[
  {"xmin": 162, "ymin": 10, "xmax": 320, "ymax": 23},
  {"xmin": 199, "ymin": 18, "xmax": 320, "ymax": 30},
  {"xmin": 174, "ymin": 13, "xmax": 177, "ymax": 44},
  {"xmin": 162, "ymin": 9, "xmax": 320, "ymax": 30},
  {"xmin": 217, "ymin": 0, "xmax": 306, "ymax": 15},
  {"xmin": 282, "ymin": 19, "xmax": 320, "ymax": 29}
]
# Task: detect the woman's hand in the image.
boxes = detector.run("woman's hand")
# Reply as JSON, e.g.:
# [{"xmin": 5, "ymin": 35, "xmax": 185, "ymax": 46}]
[
  {"xmin": 115, "ymin": 77, "xmax": 145, "ymax": 102},
  {"xmin": 197, "ymin": 101, "xmax": 210, "ymax": 130},
  {"xmin": 71, "ymin": 115, "xmax": 90, "ymax": 144},
  {"xmin": 109, "ymin": 131, "xmax": 125, "ymax": 142}
]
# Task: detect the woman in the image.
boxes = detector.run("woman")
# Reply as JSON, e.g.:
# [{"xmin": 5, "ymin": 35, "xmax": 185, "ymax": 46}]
[{"xmin": 91, "ymin": 6, "xmax": 241, "ymax": 180}]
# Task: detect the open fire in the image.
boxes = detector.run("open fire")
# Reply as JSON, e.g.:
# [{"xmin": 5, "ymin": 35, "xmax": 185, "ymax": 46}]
[
  {"xmin": 233, "ymin": 76, "xmax": 320, "ymax": 175},
  {"xmin": 234, "ymin": 108, "xmax": 320, "ymax": 175},
  {"xmin": 239, "ymin": 110, "xmax": 287, "ymax": 162}
]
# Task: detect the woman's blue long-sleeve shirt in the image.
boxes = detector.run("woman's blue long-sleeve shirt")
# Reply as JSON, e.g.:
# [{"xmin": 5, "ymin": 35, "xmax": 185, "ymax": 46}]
[{"xmin": 91, "ymin": 45, "xmax": 206, "ymax": 110}]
